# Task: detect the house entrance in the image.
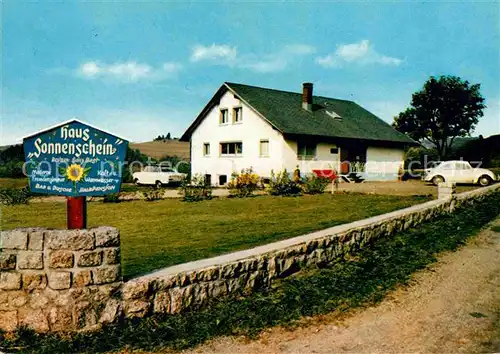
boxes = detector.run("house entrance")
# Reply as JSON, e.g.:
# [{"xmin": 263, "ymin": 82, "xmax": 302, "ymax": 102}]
[{"xmin": 340, "ymin": 144, "xmax": 367, "ymax": 174}]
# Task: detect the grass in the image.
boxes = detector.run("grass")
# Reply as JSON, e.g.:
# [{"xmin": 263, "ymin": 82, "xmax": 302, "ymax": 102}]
[
  {"xmin": 2, "ymin": 190, "xmax": 499, "ymax": 354},
  {"xmin": 1, "ymin": 194, "xmax": 428, "ymax": 279},
  {"xmin": 0, "ymin": 177, "xmax": 28, "ymax": 189}
]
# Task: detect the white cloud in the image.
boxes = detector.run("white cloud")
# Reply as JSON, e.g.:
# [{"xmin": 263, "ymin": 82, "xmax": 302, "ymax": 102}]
[
  {"xmin": 190, "ymin": 44, "xmax": 237, "ymax": 63},
  {"xmin": 316, "ymin": 40, "xmax": 403, "ymax": 68},
  {"xmin": 239, "ymin": 57, "xmax": 287, "ymax": 73},
  {"xmin": 76, "ymin": 61, "xmax": 182, "ymax": 82},
  {"xmin": 190, "ymin": 43, "xmax": 316, "ymax": 73},
  {"xmin": 284, "ymin": 44, "xmax": 317, "ymax": 55}
]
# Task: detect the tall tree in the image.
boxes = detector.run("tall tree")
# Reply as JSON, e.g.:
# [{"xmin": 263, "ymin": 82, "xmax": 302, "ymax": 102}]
[{"xmin": 393, "ymin": 75, "xmax": 485, "ymax": 159}]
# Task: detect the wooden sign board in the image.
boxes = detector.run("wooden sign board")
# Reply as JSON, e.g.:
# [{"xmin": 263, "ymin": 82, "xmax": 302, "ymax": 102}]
[
  {"xmin": 23, "ymin": 119, "xmax": 128, "ymax": 197},
  {"xmin": 23, "ymin": 119, "xmax": 129, "ymax": 229}
]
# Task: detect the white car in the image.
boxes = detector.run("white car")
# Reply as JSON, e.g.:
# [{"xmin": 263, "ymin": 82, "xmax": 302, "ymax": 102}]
[
  {"xmin": 423, "ymin": 160, "xmax": 496, "ymax": 186},
  {"xmin": 132, "ymin": 166, "xmax": 186, "ymax": 188}
]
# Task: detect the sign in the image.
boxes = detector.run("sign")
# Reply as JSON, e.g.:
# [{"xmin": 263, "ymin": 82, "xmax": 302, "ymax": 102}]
[{"xmin": 23, "ymin": 120, "xmax": 128, "ymax": 197}]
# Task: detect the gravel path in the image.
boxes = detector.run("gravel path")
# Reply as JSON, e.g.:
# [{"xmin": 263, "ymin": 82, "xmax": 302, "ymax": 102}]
[{"xmin": 184, "ymin": 217, "xmax": 500, "ymax": 354}]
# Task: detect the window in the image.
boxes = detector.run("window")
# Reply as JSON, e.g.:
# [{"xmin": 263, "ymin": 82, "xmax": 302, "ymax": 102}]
[
  {"xmin": 297, "ymin": 141, "xmax": 316, "ymax": 159},
  {"xmin": 219, "ymin": 109, "xmax": 229, "ymax": 124},
  {"xmin": 260, "ymin": 140, "xmax": 269, "ymax": 157},
  {"xmin": 330, "ymin": 147, "xmax": 339, "ymax": 154},
  {"xmin": 456, "ymin": 162, "xmax": 472, "ymax": 170},
  {"xmin": 233, "ymin": 107, "xmax": 243, "ymax": 123},
  {"xmin": 203, "ymin": 143, "xmax": 210, "ymax": 156},
  {"xmin": 219, "ymin": 175, "xmax": 227, "ymax": 185},
  {"xmin": 220, "ymin": 142, "xmax": 243, "ymax": 156},
  {"xmin": 204, "ymin": 174, "xmax": 212, "ymax": 185}
]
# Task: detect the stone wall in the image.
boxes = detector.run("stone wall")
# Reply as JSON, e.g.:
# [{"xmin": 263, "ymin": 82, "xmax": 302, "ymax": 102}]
[
  {"xmin": 0, "ymin": 227, "xmax": 122, "ymax": 332},
  {"xmin": 122, "ymin": 183, "xmax": 500, "ymax": 318},
  {"xmin": 1, "ymin": 183, "xmax": 499, "ymax": 333}
]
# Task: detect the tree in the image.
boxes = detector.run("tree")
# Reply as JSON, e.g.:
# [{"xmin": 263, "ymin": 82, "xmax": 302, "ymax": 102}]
[
  {"xmin": 166, "ymin": 132, "xmax": 171, "ymax": 140},
  {"xmin": 393, "ymin": 75, "xmax": 485, "ymax": 159}
]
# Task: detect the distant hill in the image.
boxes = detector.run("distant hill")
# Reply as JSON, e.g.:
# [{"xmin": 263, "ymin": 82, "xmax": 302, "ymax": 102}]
[{"xmin": 129, "ymin": 139, "xmax": 190, "ymax": 160}]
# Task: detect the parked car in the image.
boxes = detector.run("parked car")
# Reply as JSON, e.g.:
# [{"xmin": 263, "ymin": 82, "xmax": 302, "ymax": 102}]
[
  {"xmin": 423, "ymin": 160, "xmax": 496, "ymax": 186},
  {"xmin": 132, "ymin": 166, "xmax": 186, "ymax": 188}
]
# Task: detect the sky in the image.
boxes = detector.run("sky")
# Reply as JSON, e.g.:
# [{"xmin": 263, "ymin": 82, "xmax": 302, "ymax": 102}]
[{"xmin": 2, "ymin": 1, "xmax": 499, "ymax": 145}]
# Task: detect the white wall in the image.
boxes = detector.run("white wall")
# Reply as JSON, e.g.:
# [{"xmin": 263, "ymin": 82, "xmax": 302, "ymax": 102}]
[
  {"xmin": 191, "ymin": 91, "xmax": 284, "ymax": 184},
  {"xmin": 283, "ymin": 140, "xmax": 340, "ymax": 175},
  {"xmin": 365, "ymin": 146, "xmax": 404, "ymax": 181}
]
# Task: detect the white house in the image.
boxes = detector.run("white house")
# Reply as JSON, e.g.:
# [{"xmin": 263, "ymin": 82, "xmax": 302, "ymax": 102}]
[{"xmin": 180, "ymin": 82, "xmax": 417, "ymax": 186}]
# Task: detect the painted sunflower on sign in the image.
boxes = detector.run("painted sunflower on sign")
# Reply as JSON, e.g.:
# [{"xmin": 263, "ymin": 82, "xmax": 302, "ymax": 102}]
[
  {"xmin": 66, "ymin": 164, "xmax": 84, "ymax": 181},
  {"xmin": 59, "ymin": 164, "xmax": 92, "ymax": 193}
]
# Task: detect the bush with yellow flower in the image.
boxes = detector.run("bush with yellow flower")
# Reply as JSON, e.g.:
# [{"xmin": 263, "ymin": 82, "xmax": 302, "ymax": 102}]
[{"xmin": 227, "ymin": 167, "xmax": 261, "ymax": 197}]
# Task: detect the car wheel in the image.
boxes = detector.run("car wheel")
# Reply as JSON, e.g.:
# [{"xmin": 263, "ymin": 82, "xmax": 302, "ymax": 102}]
[
  {"xmin": 432, "ymin": 175, "xmax": 445, "ymax": 186},
  {"xmin": 155, "ymin": 180, "xmax": 163, "ymax": 189},
  {"xmin": 478, "ymin": 175, "xmax": 492, "ymax": 187},
  {"xmin": 133, "ymin": 178, "xmax": 140, "ymax": 185}
]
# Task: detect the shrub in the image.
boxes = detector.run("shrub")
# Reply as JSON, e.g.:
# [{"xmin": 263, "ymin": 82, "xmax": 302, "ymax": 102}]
[
  {"xmin": 266, "ymin": 169, "xmax": 302, "ymax": 196},
  {"xmin": 103, "ymin": 193, "xmax": 121, "ymax": 203},
  {"xmin": 179, "ymin": 174, "xmax": 212, "ymax": 202},
  {"xmin": 227, "ymin": 168, "xmax": 261, "ymax": 197},
  {"xmin": 141, "ymin": 188, "xmax": 164, "ymax": 201},
  {"xmin": 0, "ymin": 186, "xmax": 33, "ymax": 205},
  {"xmin": 301, "ymin": 174, "xmax": 330, "ymax": 194}
]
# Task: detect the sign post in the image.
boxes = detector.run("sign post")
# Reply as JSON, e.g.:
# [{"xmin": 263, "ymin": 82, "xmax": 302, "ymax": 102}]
[
  {"xmin": 23, "ymin": 119, "xmax": 128, "ymax": 229},
  {"xmin": 67, "ymin": 196, "xmax": 87, "ymax": 229}
]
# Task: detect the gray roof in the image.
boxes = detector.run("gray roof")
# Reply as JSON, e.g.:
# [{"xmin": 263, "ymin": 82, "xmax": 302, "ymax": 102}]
[{"xmin": 181, "ymin": 82, "xmax": 417, "ymax": 145}]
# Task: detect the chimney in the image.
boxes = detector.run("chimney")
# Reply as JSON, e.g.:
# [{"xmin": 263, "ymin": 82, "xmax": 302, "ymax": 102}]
[{"xmin": 302, "ymin": 82, "xmax": 313, "ymax": 112}]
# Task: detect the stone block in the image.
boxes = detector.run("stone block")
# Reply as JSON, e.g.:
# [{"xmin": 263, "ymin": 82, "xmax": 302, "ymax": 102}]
[
  {"xmin": 122, "ymin": 279, "xmax": 150, "ymax": 300},
  {"xmin": 74, "ymin": 301, "xmax": 97, "ymax": 329},
  {"xmin": 0, "ymin": 310, "xmax": 18, "ymax": 332},
  {"xmin": 94, "ymin": 227, "xmax": 120, "ymax": 247},
  {"xmin": 103, "ymin": 248, "xmax": 120, "ymax": 265},
  {"xmin": 9, "ymin": 291, "xmax": 27, "ymax": 307},
  {"xmin": 74, "ymin": 270, "xmax": 93, "ymax": 287},
  {"xmin": 77, "ymin": 251, "xmax": 102, "ymax": 267},
  {"xmin": 124, "ymin": 299, "xmax": 150, "ymax": 318},
  {"xmin": 0, "ymin": 272, "xmax": 22, "ymax": 290},
  {"xmin": 48, "ymin": 230, "xmax": 94, "ymax": 251},
  {"xmin": 99, "ymin": 299, "xmax": 122, "ymax": 324},
  {"xmin": 49, "ymin": 250, "xmax": 74, "ymax": 268},
  {"xmin": 29, "ymin": 292, "xmax": 49, "ymax": 309},
  {"xmin": 19, "ymin": 308, "xmax": 49, "ymax": 332},
  {"xmin": 48, "ymin": 271, "xmax": 72, "ymax": 290},
  {"xmin": 47, "ymin": 306, "xmax": 73, "ymax": 332},
  {"xmin": 0, "ymin": 253, "xmax": 16, "ymax": 270},
  {"xmin": 169, "ymin": 286, "xmax": 193, "ymax": 314},
  {"xmin": 92, "ymin": 265, "xmax": 121, "ymax": 285},
  {"xmin": 153, "ymin": 291, "xmax": 170, "ymax": 313},
  {"xmin": 28, "ymin": 230, "xmax": 44, "ymax": 250},
  {"xmin": 1, "ymin": 230, "xmax": 28, "ymax": 250},
  {"xmin": 18, "ymin": 251, "xmax": 43, "ymax": 269},
  {"xmin": 22, "ymin": 273, "xmax": 47, "ymax": 291}
]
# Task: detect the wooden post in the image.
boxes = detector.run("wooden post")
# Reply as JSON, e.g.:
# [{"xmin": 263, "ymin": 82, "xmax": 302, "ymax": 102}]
[{"xmin": 67, "ymin": 196, "xmax": 87, "ymax": 229}]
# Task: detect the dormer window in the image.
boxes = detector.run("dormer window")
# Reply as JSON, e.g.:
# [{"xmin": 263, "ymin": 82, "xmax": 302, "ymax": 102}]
[
  {"xmin": 326, "ymin": 110, "xmax": 342, "ymax": 120},
  {"xmin": 219, "ymin": 108, "xmax": 229, "ymax": 124}
]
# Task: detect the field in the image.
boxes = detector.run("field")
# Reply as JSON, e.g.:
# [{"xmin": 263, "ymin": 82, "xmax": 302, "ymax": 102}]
[
  {"xmin": 0, "ymin": 178, "xmax": 28, "ymax": 189},
  {"xmin": 129, "ymin": 140, "xmax": 190, "ymax": 160},
  {"xmin": 0, "ymin": 194, "xmax": 429, "ymax": 279}
]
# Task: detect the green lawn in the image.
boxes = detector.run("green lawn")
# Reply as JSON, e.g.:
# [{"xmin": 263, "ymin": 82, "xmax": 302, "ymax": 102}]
[
  {"xmin": 1, "ymin": 194, "xmax": 429, "ymax": 279},
  {"xmin": 0, "ymin": 178, "xmax": 28, "ymax": 189}
]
